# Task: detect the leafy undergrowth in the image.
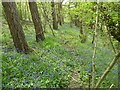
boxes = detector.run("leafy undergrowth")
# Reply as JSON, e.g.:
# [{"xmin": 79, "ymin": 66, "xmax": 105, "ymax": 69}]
[{"xmin": 2, "ymin": 23, "xmax": 118, "ymax": 88}]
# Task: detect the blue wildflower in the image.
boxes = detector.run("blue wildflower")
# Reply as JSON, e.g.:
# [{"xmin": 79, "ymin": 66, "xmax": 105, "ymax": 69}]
[
  {"xmin": 33, "ymin": 75, "xmax": 37, "ymax": 79},
  {"xmin": 10, "ymin": 56, "xmax": 14, "ymax": 60},
  {"xmin": 13, "ymin": 72, "xmax": 16, "ymax": 76},
  {"xmin": 38, "ymin": 72, "xmax": 40, "ymax": 74},
  {"xmin": 46, "ymin": 49, "xmax": 49, "ymax": 52},
  {"xmin": 8, "ymin": 75, "xmax": 10, "ymax": 79},
  {"xmin": 62, "ymin": 72, "xmax": 65, "ymax": 75},
  {"xmin": 24, "ymin": 62, "xmax": 27, "ymax": 64},
  {"xmin": 50, "ymin": 73, "xmax": 54, "ymax": 78},
  {"xmin": 26, "ymin": 72, "xmax": 29, "ymax": 76},
  {"xmin": 69, "ymin": 50, "xmax": 73, "ymax": 52},
  {"xmin": 79, "ymin": 61, "xmax": 82, "ymax": 65},
  {"xmin": 86, "ymin": 49, "xmax": 90, "ymax": 52},
  {"xmin": 106, "ymin": 49, "xmax": 111, "ymax": 53},
  {"xmin": 25, "ymin": 80, "xmax": 29, "ymax": 83},
  {"xmin": 32, "ymin": 62, "xmax": 35, "ymax": 65},
  {"xmin": 43, "ymin": 71, "xmax": 47, "ymax": 75},
  {"xmin": 2, "ymin": 84, "xmax": 5, "ymax": 87},
  {"xmin": 4, "ymin": 48, "xmax": 8, "ymax": 53},
  {"xmin": 19, "ymin": 67, "xmax": 23, "ymax": 71},
  {"xmin": 60, "ymin": 62, "xmax": 63, "ymax": 65},
  {"xmin": 55, "ymin": 57, "xmax": 58, "ymax": 60},
  {"xmin": 28, "ymin": 56, "xmax": 31, "ymax": 60},
  {"xmin": 24, "ymin": 54, "xmax": 27, "ymax": 58},
  {"xmin": 89, "ymin": 63, "xmax": 92, "ymax": 67},
  {"xmin": 113, "ymin": 70, "xmax": 117, "ymax": 74},
  {"xmin": 9, "ymin": 85, "xmax": 12, "ymax": 89},
  {"xmin": 86, "ymin": 68, "xmax": 91, "ymax": 72}
]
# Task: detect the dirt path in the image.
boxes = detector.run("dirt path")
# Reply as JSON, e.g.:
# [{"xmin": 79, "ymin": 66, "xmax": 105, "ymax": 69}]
[{"xmin": 68, "ymin": 70, "xmax": 82, "ymax": 88}]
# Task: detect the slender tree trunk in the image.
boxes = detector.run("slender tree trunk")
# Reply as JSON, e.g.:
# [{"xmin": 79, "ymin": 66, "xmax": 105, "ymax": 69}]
[
  {"xmin": 40, "ymin": 3, "xmax": 47, "ymax": 33},
  {"xmin": 2, "ymin": 2, "xmax": 31, "ymax": 53},
  {"xmin": 105, "ymin": 26, "xmax": 116, "ymax": 53},
  {"xmin": 92, "ymin": 2, "xmax": 98, "ymax": 88},
  {"xmin": 41, "ymin": 3, "xmax": 55, "ymax": 36},
  {"xmin": 26, "ymin": 2, "xmax": 31, "ymax": 22},
  {"xmin": 58, "ymin": 2, "xmax": 63, "ymax": 26},
  {"xmin": 80, "ymin": 19, "xmax": 84, "ymax": 35},
  {"xmin": 51, "ymin": 0, "xmax": 58, "ymax": 30},
  {"xmin": 79, "ymin": 19, "xmax": 86, "ymax": 43},
  {"xmin": 74, "ymin": 15, "xmax": 79, "ymax": 27},
  {"xmin": 29, "ymin": 1, "xmax": 45, "ymax": 42},
  {"xmin": 68, "ymin": 3, "xmax": 73, "ymax": 27}
]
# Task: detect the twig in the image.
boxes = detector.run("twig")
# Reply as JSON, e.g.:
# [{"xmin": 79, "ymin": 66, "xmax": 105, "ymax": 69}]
[
  {"xmin": 105, "ymin": 26, "xmax": 116, "ymax": 53},
  {"xmin": 92, "ymin": 2, "xmax": 98, "ymax": 88},
  {"xmin": 71, "ymin": 76, "xmax": 78, "ymax": 82}
]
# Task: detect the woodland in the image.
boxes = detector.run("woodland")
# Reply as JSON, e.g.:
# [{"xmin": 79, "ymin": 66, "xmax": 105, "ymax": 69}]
[{"xmin": 1, "ymin": 0, "xmax": 120, "ymax": 89}]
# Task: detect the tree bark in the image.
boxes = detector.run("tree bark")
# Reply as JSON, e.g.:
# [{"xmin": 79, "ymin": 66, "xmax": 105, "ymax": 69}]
[
  {"xmin": 29, "ymin": 1, "xmax": 45, "ymax": 42},
  {"xmin": 58, "ymin": 2, "xmax": 63, "ymax": 26},
  {"xmin": 2, "ymin": 2, "xmax": 31, "ymax": 53},
  {"xmin": 51, "ymin": 1, "xmax": 58, "ymax": 30}
]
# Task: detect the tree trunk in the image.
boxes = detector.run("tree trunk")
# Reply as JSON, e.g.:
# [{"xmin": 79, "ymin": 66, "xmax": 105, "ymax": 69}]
[
  {"xmin": 41, "ymin": 3, "xmax": 55, "ymax": 36},
  {"xmin": 58, "ymin": 2, "xmax": 63, "ymax": 26},
  {"xmin": 92, "ymin": 2, "xmax": 98, "ymax": 88},
  {"xmin": 51, "ymin": 1, "xmax": 58, "ymax": 30},
  {"xmin": 80, "ymin": 19, "xmax": 84, "ymax": 35},
  {"xmin": 79, "ymin": 19, "xmax": 86, "ymax": 43},
  {"xmin": 29, "ymin": 1, "xmax": 45, "ymax": 42},
  {"xmin": 2, "ymin": 2, "xmax": 31, "ymax": 53}
]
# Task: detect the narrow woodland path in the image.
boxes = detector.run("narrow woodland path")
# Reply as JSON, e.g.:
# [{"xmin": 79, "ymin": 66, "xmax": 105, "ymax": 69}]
[{"xmin": 58, "ymin": 26, "xmax": 82, "ymax": 88}]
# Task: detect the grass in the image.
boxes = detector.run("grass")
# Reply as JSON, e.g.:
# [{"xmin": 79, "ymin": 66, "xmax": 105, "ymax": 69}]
[{"xmin": 1, "ymin": 22, "xmax": 118, "ymax": 88}]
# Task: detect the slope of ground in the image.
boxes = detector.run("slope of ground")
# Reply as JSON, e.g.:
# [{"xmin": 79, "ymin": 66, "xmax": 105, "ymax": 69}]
[{"xmin": 2, "ymin": 23, "xmax": 118, "ymax": 88}]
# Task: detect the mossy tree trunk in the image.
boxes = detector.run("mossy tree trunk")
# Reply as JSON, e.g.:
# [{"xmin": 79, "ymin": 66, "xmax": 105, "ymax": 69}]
[{"xmin": 2, "ymin": 2, "xmax": 31, "ymax": 53}]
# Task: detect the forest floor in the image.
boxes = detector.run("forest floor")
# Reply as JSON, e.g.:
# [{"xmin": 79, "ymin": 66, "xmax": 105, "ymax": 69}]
[
  {"xmin": 2, "ymin": 22, "xmax": 118, "ymax": 88},
  {"xmin": 57, "ymin": 25, "xmax": 81, "ymax": 88}
]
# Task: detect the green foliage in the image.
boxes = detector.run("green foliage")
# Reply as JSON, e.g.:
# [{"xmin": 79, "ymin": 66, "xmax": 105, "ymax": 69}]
[
  {"xmin": 2, "ymin": 23, "xmax": 118, "ymax": 88},
  {"xmin": 1, "ymin": 2, "xmax": 119, "ymax": 89}
]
